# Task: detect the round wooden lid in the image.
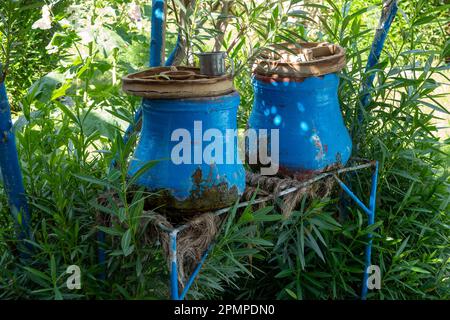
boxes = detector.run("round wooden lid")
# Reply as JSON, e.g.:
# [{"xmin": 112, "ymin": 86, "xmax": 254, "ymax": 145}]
[
  {"xmin": 253, "ymin": 42, "xmax": 346, "ymax": 78},
  {"xmin": 122, "ymin": 66, "xmax": 234, "ymax": 99}
]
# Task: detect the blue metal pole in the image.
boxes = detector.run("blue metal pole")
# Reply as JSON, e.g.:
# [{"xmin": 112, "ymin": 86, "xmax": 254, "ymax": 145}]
[
  {"xmin": 165, "ymin": 34, "xmax": 182, "ymax": 67},
  {"xmin": 361, "ymin": 161, "xmax": 379, "ymax": 300},
  {"xmin": 342, "ymin": 0, "xmax": 396, "ymax": 241},
  {"xmin": 180, "ymin": 245, "xmax": 212, "ymax": 300},
  {"xmin": 150, "ymin": 0, "xmax": 166, "ymax": 67},
  {"xmin": 0, "ymin": 77, "xmax": 32, "ymax": 247},
  {"xmin": 335, "ymin": 176, "xmax": 372, "ymax": 216},
  {"xmin": 170, "ymin": 230, "xmax": 180, "ymax": 300},
  {"xmin": 359, "ymin": 0, "xmax": 398, "ymax": 119},
  {"xmin": 334, "ymin": 161, "xmax": 379, "ymax": 299}
]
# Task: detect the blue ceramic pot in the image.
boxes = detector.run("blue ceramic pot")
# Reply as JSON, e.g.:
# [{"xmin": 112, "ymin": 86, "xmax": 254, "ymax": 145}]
[
  {"xmin": 248, "ymin": 73, "xmax": 352, "ymax": 177},
  {"xmin": 128, "ymin": 91, "xmax": 245, "ymax": 213}
]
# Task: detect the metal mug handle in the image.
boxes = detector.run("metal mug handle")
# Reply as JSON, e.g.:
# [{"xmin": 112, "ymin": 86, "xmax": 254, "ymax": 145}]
[{"xmin": 223, "ymin": 52, "xmax": 235, "ymax": 76}]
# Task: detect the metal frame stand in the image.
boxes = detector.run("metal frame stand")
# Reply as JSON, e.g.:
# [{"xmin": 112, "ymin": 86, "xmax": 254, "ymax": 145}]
[
  {"xmin": 167, "ymin": 228, "xmax": 212, "ymax": 300},
  {"xmin": 335, "ymin": 161, "xmax": 379, "ymax": 299},
  {"xmin": 101, "ymin": 2, "xmax": 395, "ymax": 299},
  {"xmin": 158, "ymin": 160, "xmax": 379, "ymax": 300}
]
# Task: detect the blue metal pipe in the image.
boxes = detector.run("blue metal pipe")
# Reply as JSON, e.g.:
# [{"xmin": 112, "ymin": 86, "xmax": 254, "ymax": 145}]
[
  {"xmin": 165, "ymin": 34, "xmax": 182, "ymax": 67},
  {"xmin": 369, "ymin": 162, "xmax": 379, "ymax": 217},
  {"xmin": 342, "ymin": 0, "xmax": 396, "ymax": 247},
  {"xmin": 150, "ymin": 0, "xmax": 166, "ymax": 67},
  {"xmin": 0, "ymin": 80, "xmax": 32, "ymax": 246},
  {"xmin": 361, "ymin": 161, "xmax": 379, "ymax": 300},
  {"xmin": 180, "ymin": 245, "xmax": 212, "ymax": 300},
  {"xmin": 335, "ymin": 176, "xmax": 371, "ymax": 216},
  {"xmin": 170, "ymin": 230, "xmax": 180, "ymax": 300},
  {"xmin": 335, "ymin": 162, "xmax": 379, "ymax": 299},
  {"xmin": 359, "ymin": 0, "xmax": 398, "ymax": 117}
]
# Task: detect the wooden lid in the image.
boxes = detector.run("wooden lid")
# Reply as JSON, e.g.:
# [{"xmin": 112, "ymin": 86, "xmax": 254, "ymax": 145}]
[
  {"xmin": 253, "ymin": 42, "xmax": 346, "ymax": 78},
  {"xmin": 122, "ymin": 66, "xmax": 234, "ymax": 99}
]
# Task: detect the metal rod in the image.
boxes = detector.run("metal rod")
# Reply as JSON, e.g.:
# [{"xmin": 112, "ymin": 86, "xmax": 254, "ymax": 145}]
[
  {"xmin": 358, "ymin": 0, "xmax": 398, "ymax": 122},
  {"xmin": 165, "ymin": 34, "xmax": 182, "ymax": 66},
  {"xmin": 345, "ymin": 0, "xmax": 396, "ymax": 221},
  {"xmin": 211, "ymin": 162, "xmax": 376, "ymax": 216},
  {"xmin": 334, "ymin": 175, "xmax": 371, "ymax": 216},
  {"xmin": 180, "ymin": 245, "xmax": 212, "ymax": 300},
  {"xmin": 0, "ymin": 78, "xmax": 32, "ymax": 250},
  {"xmin": 150, "ymin": 0, "xmax": 166, "ymax": 67},
  {"xmin": 369, "ymin": 162, "xmax": 379, "ymax": 218},
  {"xmin": 156, "ymin": 161, "xmax": 377, "ymax": 233},
  {"xmin": 170, "ymin": 230, "xmax": 180, "ymax": 300},
  {"xmin": 361, "ymin": 161, "xmax": 379, "ymax": 300}
]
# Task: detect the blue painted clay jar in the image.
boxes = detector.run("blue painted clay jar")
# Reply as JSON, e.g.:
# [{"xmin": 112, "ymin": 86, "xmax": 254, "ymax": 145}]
[
  {"xmin": 127, "ymin": 91, "xmax": 246, "ymax": 213},
  {"xmin": 248, "ymin": 43, "xmax": 352, "ymax": 178}
]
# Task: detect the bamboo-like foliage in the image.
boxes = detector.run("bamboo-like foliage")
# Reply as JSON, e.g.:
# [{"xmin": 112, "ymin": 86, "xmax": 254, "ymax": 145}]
[{"xmin": 0, "ymin": 0, "xmax": 448, "ymax": 299}]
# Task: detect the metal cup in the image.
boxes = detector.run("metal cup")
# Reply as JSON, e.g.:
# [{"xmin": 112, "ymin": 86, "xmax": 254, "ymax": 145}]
[{"xmin": 195, "ymin": 51, "xmax": 235, "ymax": 77}]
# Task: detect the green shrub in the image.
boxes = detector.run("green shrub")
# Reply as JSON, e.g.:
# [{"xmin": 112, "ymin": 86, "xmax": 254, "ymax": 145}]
[{"xmin": 0, "ymin": 0, "xmax": 448, "ymax": 299}]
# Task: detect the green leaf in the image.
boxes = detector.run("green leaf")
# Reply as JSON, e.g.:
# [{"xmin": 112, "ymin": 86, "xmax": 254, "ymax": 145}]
[
  {"xmin": 394, "ymin": 236, "xmax": 410, "ymax": 259},
  {"xmin": 305, "ymin": 229, "xmax": 325, "ymax": 262},
  {"xmin": 252, "ymin": 206, "xmax": 282, "ymax": 222},
  {"xmin": 73, "ymin": 174, "xmax": 116, "ymax": 190},
  {"xmin": 121, "ymin": 229, "xmax": 133, "ymax": 256},
  {"xmin": 412, "ymin": 15, "xmax": 435, "ymax": 27},
  {"xmin": 409, "ymin": 266, "xmax": 431, "ymax": 274},
  {"xmin": 56, "ymin": 101, "xmax": 79, "ymax": 124},
  {"xmin": 285, "ymin": 288, "xmax": 297, "ymax": 299},
  {"xmin": 275, "ymin": 269, "xmax": 293, "ymax": 279},
  {"xmin": 127, "ymin": 159, "xmax": 161, "ymax": 188},
  {"xmin": 24, "ymin": 267, "xmax": 51, "ymax": 283},
  {"xmin": 97, "ymin": 226, "xmax": 123, "ymax": 237}
]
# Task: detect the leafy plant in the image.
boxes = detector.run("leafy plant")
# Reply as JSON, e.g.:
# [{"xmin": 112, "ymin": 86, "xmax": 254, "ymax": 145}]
[{"xmin": 0, "ymin": 0, "xmax": 449, "ymax": 300}]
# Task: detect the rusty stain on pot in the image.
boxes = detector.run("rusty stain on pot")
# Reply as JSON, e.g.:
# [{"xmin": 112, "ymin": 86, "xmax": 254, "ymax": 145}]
[
  {"xmin": 127, "ymin": 91, "xmax": 245, "ymax": 214},
  {"xmin": 143, "ymin": 166, "xmax": 240, "ymax": 214}
]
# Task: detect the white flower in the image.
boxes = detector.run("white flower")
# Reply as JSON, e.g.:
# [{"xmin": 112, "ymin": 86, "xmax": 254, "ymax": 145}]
[
  {"xmin": 98, "ymin": 6, "xmax": 116, "ymax": 18},
  {"xmin": 97, "ymin": 6, "xmax": 117, "ymax": 24},
  {"xmin": 58, "ymin": 18, "xmax": 71, "ymax": 28},
  {"xmin": 135, "ymin": 20, "xmax": 144, "ymax": 30},
  {"xmin": 97, "ymin": 28, "xmax": 114, "ymax": 47},
  {"xmin": 45, "ymin": 41, "xmax": 58, "ymax": 54},
  {"xmin": 128, "ymin": 2, "xmax": 142, "ymax": 22},
  {"xmin": 32, "ymin": 5, "xmax": 52, "ymax": 30},
  {"xmin": 78, "ymin": 27, "xmax": 95, "ymax": 45}
]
